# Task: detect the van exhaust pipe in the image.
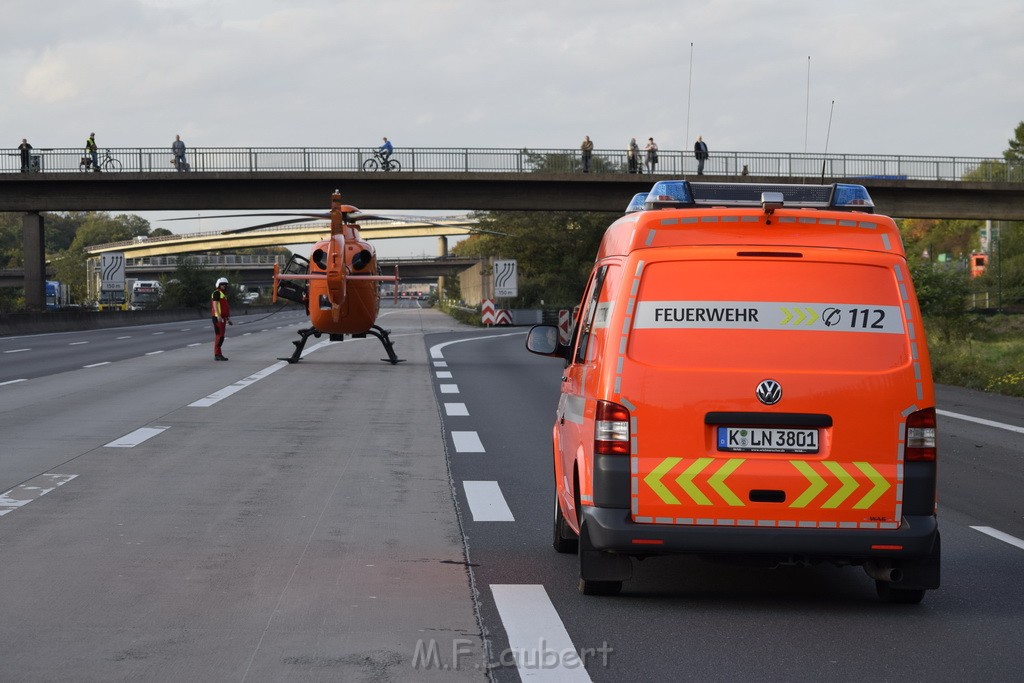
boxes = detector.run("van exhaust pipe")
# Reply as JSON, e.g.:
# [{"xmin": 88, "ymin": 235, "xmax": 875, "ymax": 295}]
[{"xmin": 864, "ymin": 563, "xmax": 904, "ymax": 583}]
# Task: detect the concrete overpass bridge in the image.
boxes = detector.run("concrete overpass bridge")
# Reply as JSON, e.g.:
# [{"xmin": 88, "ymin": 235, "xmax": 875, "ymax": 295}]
[{"xmin": 4, "ymin": 145, "xmax": 1023, "ymax": 309}]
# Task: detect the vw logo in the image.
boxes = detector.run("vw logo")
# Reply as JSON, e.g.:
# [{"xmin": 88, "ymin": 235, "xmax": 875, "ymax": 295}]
[{"xmin": 756, "ymin": 379, "xmax": 782, "ymax": 405}]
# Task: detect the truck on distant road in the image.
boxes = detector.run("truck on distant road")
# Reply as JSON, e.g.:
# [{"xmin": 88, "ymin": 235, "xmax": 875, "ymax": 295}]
[
  {"xmin": 129, "ymin": 280, "xmax": 162, "ymax": 310},
  {"xmin": 44, "ymin": 281, "xmax": 70, "ymax": 310}
]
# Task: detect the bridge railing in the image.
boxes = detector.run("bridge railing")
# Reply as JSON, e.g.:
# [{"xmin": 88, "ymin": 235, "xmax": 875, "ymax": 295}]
[
  {"xmin": 4, "ymin": 146, "xmax": 1022, "ymax": 182},
  {"xmin": 123, "ymin": 254, "xmax": 288, "ymax": 267}
]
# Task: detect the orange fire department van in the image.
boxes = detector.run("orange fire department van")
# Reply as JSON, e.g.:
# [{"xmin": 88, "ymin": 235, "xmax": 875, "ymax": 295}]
[{"xmin": 527, "ymin": 181, "xmax": 940, "ymax": 603}]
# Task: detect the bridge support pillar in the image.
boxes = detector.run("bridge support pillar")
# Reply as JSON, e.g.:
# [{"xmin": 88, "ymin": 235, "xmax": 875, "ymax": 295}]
[
  {"xmin": 23, "ymin": 212, "xmax": 45, "ymax": 311},
  {"xmin": 436, "ymin": 236, "xmax": 449, "ymax": 300}
]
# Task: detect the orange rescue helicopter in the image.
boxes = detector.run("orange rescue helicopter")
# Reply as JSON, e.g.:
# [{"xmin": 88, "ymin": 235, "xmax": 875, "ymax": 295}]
[
  {"xmin": 269, "ymin": 191, "xmax": 403, "ymax": 364},
  {"xmin": 192, "ymin": 191, "xmax": 405, "ymax": 364}
]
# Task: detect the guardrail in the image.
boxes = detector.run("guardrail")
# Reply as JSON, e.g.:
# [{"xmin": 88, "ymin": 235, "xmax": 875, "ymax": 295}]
[{"xmin": 4, "ymin": 146, "xmax": 1022, "ymax": 182}]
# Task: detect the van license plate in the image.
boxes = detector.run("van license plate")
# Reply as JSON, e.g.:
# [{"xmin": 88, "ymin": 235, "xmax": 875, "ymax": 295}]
[{"xmin": 717, "ymin": 427, "xmax": 819, "ymax": 454}]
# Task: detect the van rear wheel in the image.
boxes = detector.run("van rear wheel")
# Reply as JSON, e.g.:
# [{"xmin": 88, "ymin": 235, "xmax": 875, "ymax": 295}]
[
  {"xmin": 552, "ymin": 495, "xmax": 578, "ymax": 554},
  {"xmin": 875, "ymin": 581, "xmax": 926, "ymax": 604}
]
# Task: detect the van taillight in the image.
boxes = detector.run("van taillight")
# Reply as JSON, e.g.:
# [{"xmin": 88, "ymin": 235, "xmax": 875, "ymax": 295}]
[
  {"xmin": 905, "ymin": 408, "xmax": 937, "ymax": 462},
  {"xmin": 595, "ymin": 400, "xmax": 630, "ymax": 455}
]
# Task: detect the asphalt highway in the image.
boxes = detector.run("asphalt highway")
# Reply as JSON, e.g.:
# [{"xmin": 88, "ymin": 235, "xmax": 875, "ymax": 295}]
[{"xmin": 2, "ymin": 307, "xmax": 1023, "ymax": 681}]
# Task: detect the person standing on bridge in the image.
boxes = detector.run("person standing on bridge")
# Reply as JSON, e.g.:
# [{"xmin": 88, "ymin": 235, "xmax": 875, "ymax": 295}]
[
  {"xmin": 211, "ymin": 277, "xmax": 232, "ymax": 361},
  {"xmin": 85, "ymin": 132, "xmax": 99, "ymax": 172},
  {"xmin": 644, "ymin": 137, "xmax": 658, "ymax": 174},
  {"xmin": 627, "ymin": 137, "xmax": 639, "ymax": 174},
  {"xmin": 172, "ymin": 135, "xmax": 188, "ymax": 172},
  {"xmin": 580, "ymin": 135, "xmax": 594, "ymax": 172},
  {"xmin": 18, "ymin": 139, "xmax": 33, "ymax": 172},
  {"xmin": 694, "ymin": 135, "xmax": 709, "ymax": 175}
]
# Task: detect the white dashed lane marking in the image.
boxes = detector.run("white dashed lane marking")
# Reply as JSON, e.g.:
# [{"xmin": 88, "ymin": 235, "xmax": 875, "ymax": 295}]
[
  {"xmin": 104, "ymin": 426, "xmax": 170, "ymax": 448},
  {"xmin": 490, "ymin": 585, "xmax": 592, "ymax": 682},
  {"xmin": 452, "ymin": 431, "xmax": 485, "ymax": 453},
  {"xmin": 0, "ymin": 474, "xmax": 78, "ymax": 518},
  {"xmin": 445, "ymin": 403, "xmax": 469, "ymax": 416},
  {"xmin": 463, "ymin": 481, "xmax": 514, "ymax": 521}
]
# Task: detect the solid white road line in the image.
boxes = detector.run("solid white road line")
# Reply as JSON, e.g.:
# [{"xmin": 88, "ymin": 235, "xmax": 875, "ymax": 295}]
[
  {"xmin": 452, "ymin": 431, "xmax": 485, "ymax": 453},
  {"xmin": 971, "ymin": 526, "xmax": 1024, "ymax": 551},
  {"xmin": 429, "ymin": 331, "xmax": 526, "ymax": 359},
  {"xmin": 0, "ymin": 474, "xmax": 78, "ymax": 517},
  {"xmin": 1, "ymin": 379, "xmax": 27, "ymax": 386},
  {"xmin": 445, "ymin": 402, "xmax": 469, "ymax": 416},
  {"xmin": 937, "ymin": 409, "xmax": 1024, "ymax": 435},
  {"xmin": 463, "ymin": 481, "xmax": 514, "ymax": 522},
  {"xmin": 490, "ymin": 585, "xmax": 592, "ymax": 682},
  {"xmin": 104, "ymin": 426, "xmax": 170, "ymax": 448}
]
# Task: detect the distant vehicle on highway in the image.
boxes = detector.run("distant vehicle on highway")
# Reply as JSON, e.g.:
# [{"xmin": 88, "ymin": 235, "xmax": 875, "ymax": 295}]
[
  {"xmin": 45, "ymin": 280, "xmax": 70, "ymax": 310},
  {"xmin": 129, "ymin": 280, "xmax": 162, "ymax": 310}
]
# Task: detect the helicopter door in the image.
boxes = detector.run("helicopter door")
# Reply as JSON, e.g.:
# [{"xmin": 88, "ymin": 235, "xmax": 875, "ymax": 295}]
[{"xmin": 276, "ymin": 253, "xmax": 310, "ymax": 304}]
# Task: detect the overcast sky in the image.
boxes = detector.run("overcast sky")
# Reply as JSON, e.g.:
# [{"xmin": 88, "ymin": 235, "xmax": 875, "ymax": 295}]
[{"xmin": 3, "ymin": 0, "xmax": 1022, "ymax": 253}]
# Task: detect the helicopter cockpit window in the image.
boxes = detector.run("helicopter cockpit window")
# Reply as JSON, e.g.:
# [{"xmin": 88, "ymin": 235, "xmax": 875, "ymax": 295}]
[
  {"xmin": 282, "ymin": 253, "xmax": 310, "ymax": 275},
  {"xmin": 276, "ymin": 253, "xmax": 310, "ymax": 304},
  {"xmin": 312, "ymin": 248, "xmax": 328, "ymax": 271}
]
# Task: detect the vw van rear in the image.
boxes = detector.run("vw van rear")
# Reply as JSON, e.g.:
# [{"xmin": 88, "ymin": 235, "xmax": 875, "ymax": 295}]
[{"xmin": 527, "ymin": 181, "xmax": 939, "ymax": 602}]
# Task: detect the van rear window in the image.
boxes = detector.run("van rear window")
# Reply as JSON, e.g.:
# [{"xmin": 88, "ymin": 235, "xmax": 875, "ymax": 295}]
[{"xmin": 629, "ymin": 259, "xmax": 910, "ymax": 371}]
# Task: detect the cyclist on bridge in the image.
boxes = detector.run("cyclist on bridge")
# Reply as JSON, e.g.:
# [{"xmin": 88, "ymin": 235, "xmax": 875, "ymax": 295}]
[
  {"xmin": 379, "ymin": 137, "xmax": 393, "ymax": 161},
  {"xmin": 85, "ymin": 132, "xmax": 99, "ymax": 172}
]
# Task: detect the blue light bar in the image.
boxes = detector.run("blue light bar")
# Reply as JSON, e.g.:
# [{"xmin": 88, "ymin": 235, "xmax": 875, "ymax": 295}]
[
  {"xmin": 643, "ymin": 180, "xmax": 694, "ymax": 209},
  {"xmin": 625, "ymin": 192, "xmax": 649, "ymax": 213},
  {"xmin": 832, "ymin": 184, "xmax": 874, "ymax": 209}
]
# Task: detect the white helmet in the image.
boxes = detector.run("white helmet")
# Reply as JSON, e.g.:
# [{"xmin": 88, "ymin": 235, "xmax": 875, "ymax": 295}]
[{"xmin": 216, "ymin": 277, "xmax": 228, "ymax": 287}]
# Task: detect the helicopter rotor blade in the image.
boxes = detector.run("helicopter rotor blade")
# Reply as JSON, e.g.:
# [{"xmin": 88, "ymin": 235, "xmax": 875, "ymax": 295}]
[
  {"xmin": 159, "ymin": 212, "xmax": 329, "ymax": 222},
  {"xmin": 221, "ymin": 217, "xmax": 330, "ymax": 234},
  {"xmin": 352, "ymin": 213, "xmax": 511, "ymax": 237}
]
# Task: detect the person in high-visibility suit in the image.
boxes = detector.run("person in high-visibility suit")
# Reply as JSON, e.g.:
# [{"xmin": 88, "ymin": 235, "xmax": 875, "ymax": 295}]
[{"xmin": 211, "ymin": 277, "xmax": 232, "ymax": 360}]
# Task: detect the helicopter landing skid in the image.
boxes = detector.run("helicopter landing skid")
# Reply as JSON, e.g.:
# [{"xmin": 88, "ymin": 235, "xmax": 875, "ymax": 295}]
[
  {"xmin": 280, "ymin": 326, "xmax": 322, "ymax": 364},
  {"xmin": 366, "ymin": 324, "xmax": 404, "ymax": 365},
  {"xmin": 279, "ymin": 325, "xmax": 403, "ymax": 365}
]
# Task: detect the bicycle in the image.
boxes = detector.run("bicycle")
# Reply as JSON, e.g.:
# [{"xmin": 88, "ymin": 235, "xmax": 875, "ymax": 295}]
[
  {"xmin": 79, "ymin": 149, "xmax": 122, "ymax": 172},
  {"xmin": 362, "ymin": 150, "xmax": 401, "ymax": 172}
]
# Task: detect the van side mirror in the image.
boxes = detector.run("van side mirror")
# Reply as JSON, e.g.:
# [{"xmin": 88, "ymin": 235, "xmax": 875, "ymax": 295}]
[{"xmin": 525, "ymin": 324, "xmax": 568, "ymax": 359}]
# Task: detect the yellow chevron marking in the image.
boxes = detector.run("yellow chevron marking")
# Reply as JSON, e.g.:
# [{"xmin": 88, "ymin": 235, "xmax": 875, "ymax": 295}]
[
  {"xmin": 822, "ymin": 462, "xmax": 859, "ymax": 508},
  {"xmin": 793, "ymin": 308, "xmax": 806, "ymax": 325},
  {"xmin": 805, "ymin": 308, "xmax": 819, "ymax": 325},
  {"xmin": 780, "ymin": 307, "xmax": 793, "ymax": 324},
  {"xmin": 790, "ymin": 460, "xmax": 826, "ymax": 508},
  {"xmin": 852, "ymin": 462, "xmax": 891, "ymax": 509},
  {"xmin": 644, "ymin": 457, "xmax": 682, "ymax": 505},
  {"xmin": 708, "ymin": 459, "xmax": 745, "ymax": 506},
  {"xmin": 676, "ymin": 458, "xmax": 713, "ymax": 506}
]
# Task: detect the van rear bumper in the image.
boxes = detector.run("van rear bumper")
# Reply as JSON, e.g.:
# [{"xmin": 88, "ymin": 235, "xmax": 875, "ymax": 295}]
[{"xmin": 581, "ymin": 506, "xmax": 938, "ymax": 560}]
